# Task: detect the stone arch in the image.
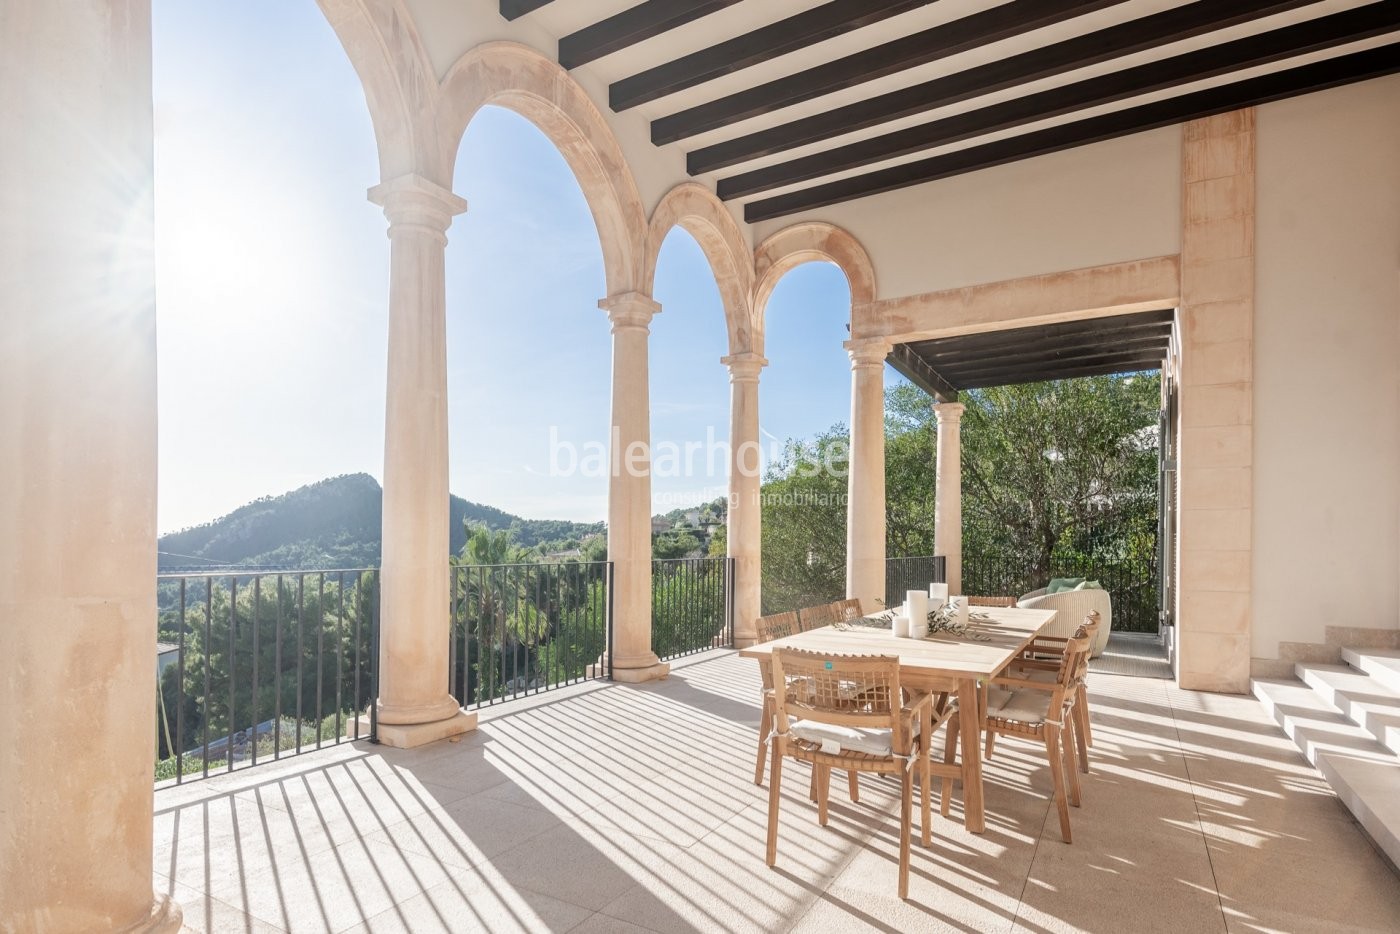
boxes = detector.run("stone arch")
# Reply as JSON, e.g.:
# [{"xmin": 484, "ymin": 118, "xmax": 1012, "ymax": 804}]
[
  {"xmin": 645, "ymin": 182, "xmax": 755, "ymax": 355},
  {"xmin": 316, "ymin": 0, "xmax": 442, "ymax": 182},
  {"xmin": 435, "ymin": 42, "xmax": 648, "ymax": 297},
  {"xmin": 752, "ymin": 221, "xmax": 877, "ymax": 355}
]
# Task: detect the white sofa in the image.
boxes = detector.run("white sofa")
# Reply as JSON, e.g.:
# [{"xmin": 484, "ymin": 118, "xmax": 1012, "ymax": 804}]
[{"xmin": 1017, "ymin": 587, "xmax": 1112, "ymax": 657}]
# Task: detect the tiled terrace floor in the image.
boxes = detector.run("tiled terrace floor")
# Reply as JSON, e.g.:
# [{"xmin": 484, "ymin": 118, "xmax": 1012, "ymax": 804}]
[{"xmin": 154, "ymin": 650, "xmax": 1400, "ymax": 933}]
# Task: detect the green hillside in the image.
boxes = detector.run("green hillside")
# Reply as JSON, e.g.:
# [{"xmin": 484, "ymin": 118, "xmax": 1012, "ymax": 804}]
[{"xmin": 157, "ymin": 474, "xmax": 604, "ymax": 571}]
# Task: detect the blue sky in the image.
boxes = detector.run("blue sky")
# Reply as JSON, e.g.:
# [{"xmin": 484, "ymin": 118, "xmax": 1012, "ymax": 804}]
[{"xmin": 152, "ymin": 1, "xmax": 899, "ymax": 532}]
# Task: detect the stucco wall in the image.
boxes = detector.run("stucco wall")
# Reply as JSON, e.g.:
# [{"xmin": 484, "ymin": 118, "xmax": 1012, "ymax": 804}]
[
  {"xmin": 753, "ymin": 125, "xmax": 1183, "ymax": 301},
  {"xmin": 1252, "ymin": 74, "xmax": 1400, "ymax": 659}
]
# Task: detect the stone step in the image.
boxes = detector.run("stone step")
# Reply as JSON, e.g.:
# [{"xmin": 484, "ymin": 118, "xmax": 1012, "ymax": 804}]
[
  {"xmin": 1251, "ymin": 678, "xmax": 1400, "ymax": 869},
  {"xmin": 1341, "ymin": 646, "xmax": 1400, "ymax": 696},
  {"xmin": 1295, "ymin": 662, "xmax": 1400, "ymax": 757}
]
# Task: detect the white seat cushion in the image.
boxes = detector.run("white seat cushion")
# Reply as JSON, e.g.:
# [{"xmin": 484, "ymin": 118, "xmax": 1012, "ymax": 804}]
[
  {"xmin": 787, "ymin": 718, "xmax": 913, "ymax": 757},
  {"xmin": 986, "ymin": 689, "xmax": 1052, "ymax": 726}
]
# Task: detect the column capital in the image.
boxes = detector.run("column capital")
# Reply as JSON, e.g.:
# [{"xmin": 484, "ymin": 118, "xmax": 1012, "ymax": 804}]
[
  {"xmin": 720, "ymin": 351, "xmax": 768, "ymax": 382},
  {"xmin": 932, "ymin": 401, "xmax": 967, "ymax": 425},
  {"xmin": 368, "ymin": 174, "xmax": 468, "ymax": 237},
  {"xmin": 599, "ymin": 291, "xmax": 661, "ymax": 332},
  {"xmin": 844, "ymin": 338, "xmax": 892, "ymax": 369}
]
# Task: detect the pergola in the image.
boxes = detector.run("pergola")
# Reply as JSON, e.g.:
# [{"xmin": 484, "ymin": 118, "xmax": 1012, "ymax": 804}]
[{"xmin": 5, "ymin": 1, "xmax": 1400, "ymax": 931}]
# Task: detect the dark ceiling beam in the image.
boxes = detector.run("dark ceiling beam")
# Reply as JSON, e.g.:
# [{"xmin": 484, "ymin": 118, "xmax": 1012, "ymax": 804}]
[
  {"xmin": 500, "ymin": 0, "xmax": 555, "ymax": 20},
  {"xmin": 688, "ymin": 0, "xmax": 1317, "ymax": 173},
  {"xmin": 612, "ymin": 0, "xmax": 935, "ymax": 112},
  {"xmin": 889, "ymin": 343, "xmax": 958, "ymax": 402},
  {"xmin": 934, "ymin": 339, "xmax": 1173, "ymax": 382},
  {"xmin": 924, "ymin": 334, "xmax": 1176, "ymax": 375},
  {"xmin": 917, "ymin": 323, "xmax": 1174, "ymax": 365},
  {"xmin": 745, "ymin": 43, "xmax": 1400, "ymax": 222},
  {"xmin": 719, "ymin": 3, "xmax": 1400, "ymax": 200},
  {"xmin": 911, "ymin": 310, "xmax": 1176, "ymax": 357},
  {"xmin": 559, "ymin": 0, "xmax": 744, "ymax": 70},
  {"xmin": 958, "ymin": 356, "xmax": 1167, "ymax": 390},
  {"xmin": 655, "ymin": 0, "xmax": 1128, "ymax": 146}
]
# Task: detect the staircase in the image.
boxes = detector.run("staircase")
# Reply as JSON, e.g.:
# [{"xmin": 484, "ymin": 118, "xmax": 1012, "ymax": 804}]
[{"xmin": 1252, "ymin": 647, "xmax": 1400, "ymax": 870}]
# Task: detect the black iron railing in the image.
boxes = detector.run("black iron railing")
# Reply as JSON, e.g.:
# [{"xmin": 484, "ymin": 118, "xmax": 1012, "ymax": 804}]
[
  {"xmin": 884, "ymin": 555, "xmax": 948, "ymax": 610},
  {"xmin": 652, "ymin": 556, "xmax": 734, "ymax": 660},
  {"xmin": 962, "ymin": 550, "xmax": 1159, "ymax": 633},
  {"xmin": 154, "ymin": 569, "xmax": 379, "ymax": 784},
  {"xmin": 450, "ymin": 560, "xmax": 612, "ymax": 708}
]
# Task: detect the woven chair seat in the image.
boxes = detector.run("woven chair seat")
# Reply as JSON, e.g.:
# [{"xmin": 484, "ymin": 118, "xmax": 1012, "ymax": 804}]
[
  {"xmin": 986, "ymin": 689, "xmax": 1055, "ymax": 727},
  {"xmin": 790, "ymin": 720, "xmax": 896, "ymax": 757}
]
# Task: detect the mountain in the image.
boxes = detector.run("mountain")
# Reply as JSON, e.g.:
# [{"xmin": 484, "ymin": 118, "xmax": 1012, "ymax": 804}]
[{"xmin": 157, "ymin": 474, "xmax": 604, "ymax": 571}]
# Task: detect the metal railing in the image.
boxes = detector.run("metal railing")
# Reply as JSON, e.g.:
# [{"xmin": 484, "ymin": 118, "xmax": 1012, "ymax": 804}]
[
  {"xmin": 884, "ymin": 555, "xmax": 948, "ymax": 609},
  {"xmin": 652, "ymin": 556, "xmax": 734, "ymax": 660},
  {"xmin": 154, "ymin": 569, "xmax": 379, "ymax": 784},
  {"xmin": 962, "ymin": 550, "xmax": 1159, "ymax": 633},
  {"xmin": 450, "ymin": 560, "xmax": 612, "ymax": 708}
]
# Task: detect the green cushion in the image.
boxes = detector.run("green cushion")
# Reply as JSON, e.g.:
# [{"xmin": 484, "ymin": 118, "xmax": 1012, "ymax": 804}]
[
  {"xmin": 1074, "ymin": 580, "xmax": 1103, "ymax": 591},
  {"xmin": 1046, "ymin": 577, "xmax": 1085, "ymax": 594}
]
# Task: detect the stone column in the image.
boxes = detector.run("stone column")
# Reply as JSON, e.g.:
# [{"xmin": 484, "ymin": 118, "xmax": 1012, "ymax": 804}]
[
  {"xmin": 722, "ymin": 352, "xmax": 767, "ymax": 647},
  {"xmin": 1176, "ymin": 110, "xmax": 1256, "ymax": 693},
  {"xmin": 602, "ymin": 293, "xmax": 670, "ymax": 683},
  {"xmin": 0, "ymin": 2, "xmax": 179, "ymax": 930},
  {"xmin": 846, "ymin": 340, "xmax": 891, "ymax": 611},
  {"xmin": 368, "ymin": 174, "xmax": 476, "ymax": 746},
  {"xmin": 933, "ymin": 402, "xmax": 966, "ymax": 594}
]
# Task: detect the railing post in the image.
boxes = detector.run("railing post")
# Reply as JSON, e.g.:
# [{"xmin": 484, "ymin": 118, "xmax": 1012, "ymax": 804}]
[
  {"xmin": 728, "ymin": 556, "xmax": 737, "ymax": 648},
  {"xmin": 369, "ymin": 569, "xmax": 380, "ymax": 744},
  {"xmin": 606, "ymin": 560, "xmax": 616, "ymax": 680}
]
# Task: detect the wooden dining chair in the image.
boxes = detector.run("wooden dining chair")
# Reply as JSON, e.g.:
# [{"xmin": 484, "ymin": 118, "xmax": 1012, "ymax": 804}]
[
  {"xmin": 752, "ymin": 611, "xmax": 800, "ymax": 785},
  {"xmin": 765, "ymin": 648, "xmax": 956, "ymax": 899},
  {"xmin": 752, "ymin": 610, "xmax": 865, "ymax": 803},
  {"xmin": 946, "ymin": 623, "xmax": 1093, "ymax": 843},
  {"xmin": 1000, "ymin": 610, "xmax": 1102, "ymax": 772},
  {"xmin": 968, "ymin": 595, "xmax": 1018, "ymax": 608},
  {"xmin": 834, "ymin": 597, "xmax": 864, "ymax": 621},
  {"xmin": 796, "ymin": 601, "xmax": 841, "ymax": 631}
]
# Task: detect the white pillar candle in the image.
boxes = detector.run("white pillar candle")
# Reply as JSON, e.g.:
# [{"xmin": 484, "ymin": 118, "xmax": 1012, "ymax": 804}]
[
  {"xmin": 928, "ymin": 582, "xmax": 948, "ymax": 609},
  {"xmin": 892, "ymin": 615, "xmax": 911, "ymax": 638},
  {"xmin": 906, "ymin": 590, "xmax": 929, "ymax": 631}
]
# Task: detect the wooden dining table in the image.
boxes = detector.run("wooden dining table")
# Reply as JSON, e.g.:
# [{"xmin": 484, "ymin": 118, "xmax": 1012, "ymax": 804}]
[{"xmin": 740, "ymin": 605, "xmax": 1059, "ymax": 834}]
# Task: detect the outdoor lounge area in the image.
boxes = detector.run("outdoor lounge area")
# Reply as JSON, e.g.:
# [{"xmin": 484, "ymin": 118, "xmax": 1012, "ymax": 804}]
[
  {"xmin": 153, "ymin": 650, "xmax": 1400, "ymax": 933},
  {"xmin": 6, "ymin": 2, "xmax": 1400, "ymax": 933}
]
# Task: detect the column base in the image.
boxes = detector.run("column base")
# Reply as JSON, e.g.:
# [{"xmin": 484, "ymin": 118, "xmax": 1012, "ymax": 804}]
[
  {"xmin": 352, "ymin": 709, "xmax": 477, "ymax": 749},
  {"xmin": 610, "ymin": 660, "xmax": 671, "ymax": 684},
  {"xmin": 734, "ymin": 636, "xmax": 759, "ymax": 649},
  {"xmin": 115, "ymin": 895, "xmax": 182, "ymax": 934}
]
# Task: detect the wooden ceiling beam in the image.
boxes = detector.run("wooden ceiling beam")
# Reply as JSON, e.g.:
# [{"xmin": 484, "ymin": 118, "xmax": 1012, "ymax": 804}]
[
  {"xmin": 916, "ymin": 326, "xmax": 1174, "ymax": 365},
  {"xmin": 500, "ymin": 0, "xmax": 555, "ymax": 21},
  {"xmin": 611, "ymin": 0, "xmax": 935, "ymax": 111},
  {"xmin": 653, "ymin": 0, "xmax": 1129, "ymax": 146},
  {"xmin": 559, "ymin": 0, "xmax": 744, "ymax": 70},
  {"xmin": 933, "ymin": 339, "xmax": 1173, "ymax": 382},
  {"xmin": 745, "ymin": 43, "xmax": 1400, "ymax": 222},
  {"xmin": 687, "ymin": 0, "xmax": 1316, "ymax": 173},
  {"xmin": 909, "ymin": 310, "xmax": 1175, "ymax": 357},
  {"xmin": 718, "ymin": 3, "xmax": 1400, "ymax": 199},
  {"xmin": 889, "ymin": 343, "xmax": 959, "ymax": 402},
  {"xmin": 958, "ymin": 357, "xmax": 1167, "ymax": 389}
]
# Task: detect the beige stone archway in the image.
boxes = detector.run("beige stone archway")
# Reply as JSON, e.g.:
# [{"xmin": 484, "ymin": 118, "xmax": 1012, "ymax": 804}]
[
  {"xmin": 748, "ymin": 221, "xmax": 887, "ymax": 619},
  {"xmin": 643, "ymin": 183, "xmax": 764, "ymax": 644},
  {"xmin": 316, "ymin": 0, "xmax": 443, "ymax": 182},
  {"xmin": 435, "ymin": 41, "xmax": 648, "ymax": 297},
  {"xmin": 434, "ymin": 42, "xmax": 667, "ymax": 682},
  {"xmin": 644, "ymin": 182, "xmax": 755, "ymax": 354},
  {"xmin": 752, "ymin": 221, "xmax": 877, "ymax": 356}
]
